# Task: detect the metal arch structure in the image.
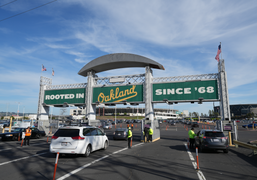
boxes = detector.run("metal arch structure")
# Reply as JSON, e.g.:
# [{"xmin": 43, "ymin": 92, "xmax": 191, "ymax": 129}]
[
  {"xmin": 36, "ymin": 53, "xmax": 231, "ymax": 139},
  {"xmin": 94, "ymin": 74, "xmax": 145, "ymax": 86},
  {"xmin": 45, "ymin": 83, "xmax": 87, "ymax": 90},
  {"xmin": 153, "ymin": 73, "xmax": 219, "ymax": 83}
]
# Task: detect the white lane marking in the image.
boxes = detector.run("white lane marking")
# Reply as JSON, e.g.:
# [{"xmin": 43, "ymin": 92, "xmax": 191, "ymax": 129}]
[
  {"xmin": 184, "ymin": 143, "xmax": 206, "ymax": 180},
  {"xmin": 57, "ymin": 143, "xmax": 144, "ymax": 180},
  {"xmin": 0, "ymin": 152, "xmax": 47, "ymax": 166},
  {"xmin": 0, "ymin": 143, "xmax": 49, "ymax": 152},
  {"xmin": 0, "ymin": 148, "xmax": 12, "ymax": 152}
]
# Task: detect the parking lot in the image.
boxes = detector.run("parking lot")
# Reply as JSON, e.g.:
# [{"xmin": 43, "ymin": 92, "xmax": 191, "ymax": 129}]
[{"xmin": 0, "ymin": 121, "xmax": 256, "ymax": 180}]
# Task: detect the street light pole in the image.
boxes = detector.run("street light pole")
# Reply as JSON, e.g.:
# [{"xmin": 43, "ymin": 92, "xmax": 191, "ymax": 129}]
[{"xmin": 17, "ymin": 102, "xmax": 20, "ymax": 120}]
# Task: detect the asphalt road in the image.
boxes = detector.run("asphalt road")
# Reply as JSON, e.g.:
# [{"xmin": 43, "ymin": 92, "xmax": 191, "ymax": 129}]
[{"xmin": 0, "ymin": 122, "xmax": 256, "ymax": 180}]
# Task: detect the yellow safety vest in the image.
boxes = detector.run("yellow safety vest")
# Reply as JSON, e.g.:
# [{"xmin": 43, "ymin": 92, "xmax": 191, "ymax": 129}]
[{"xmin": 25, "ymin": 129, "xmax": 32, "ymax": 136}]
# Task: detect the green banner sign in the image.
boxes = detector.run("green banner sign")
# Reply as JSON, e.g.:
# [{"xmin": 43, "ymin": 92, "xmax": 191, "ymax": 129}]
[
  {"xmin": 153, "ymin": 80, "xmax": 218, "ymax": 101},
  {"xmin": 93, "ymin": 85, "xmax": 143, "ymax": 103},
  {"xmin": 44, "ymin": 88, "xmax": 85, "ymax": 105}
]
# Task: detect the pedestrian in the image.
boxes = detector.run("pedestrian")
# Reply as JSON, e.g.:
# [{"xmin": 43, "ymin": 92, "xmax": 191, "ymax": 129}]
[
  {"xmin": 131, "ymin": 123, "xmax": 134, "ymax": 130},
  {"xmin": 127, "ymin": 127, "xmax": 132, "ymax": 148},
  {"xmin": 188, "ymin": 128, "xmax": 196, "ymax": 149},
  {"xmin": 127, "ymin": 124, "xmax": 130, "ymax": 128},
  {"xmin": 143, "ymin": 126, "xmax": 148, "ymax": 142},
  {"xmin": 148, "ymin": 127, "xmax": 153, "ymax": 142},
  {"xmin": 24, "ymin": 126, "xmax": 32, "ymax": 146}
]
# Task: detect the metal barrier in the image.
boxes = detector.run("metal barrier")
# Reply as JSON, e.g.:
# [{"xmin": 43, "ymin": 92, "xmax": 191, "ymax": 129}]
[{"xmin": 234, "ymin": 140, "xmax": 257, "ymax": 155}]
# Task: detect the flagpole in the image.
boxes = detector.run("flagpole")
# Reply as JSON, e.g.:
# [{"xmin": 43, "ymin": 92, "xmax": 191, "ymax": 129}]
[{"xmin": 220, "ymin": 42, "xmax": 222, "ymax": 60}]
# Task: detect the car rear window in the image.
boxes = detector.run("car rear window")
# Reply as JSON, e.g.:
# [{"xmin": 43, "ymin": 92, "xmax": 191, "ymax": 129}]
[
  {"xmin": 205, "ymin": 132, "xmax": 224, "ymax": 137},
  {"xmin": 54, "ymin": 129, "xmax": 79, "ymax": 137}
]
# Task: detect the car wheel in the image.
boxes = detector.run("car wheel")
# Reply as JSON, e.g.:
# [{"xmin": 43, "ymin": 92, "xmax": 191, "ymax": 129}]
[
  {"xmin": 223, "ymin": 149, "xmax": 229, "ymax": 153},
  {"xmin": 199, "ymin": 145, "xmax": 204, "ymax": 153},
  {"xmin": 84, "ymin": 145, "xmax": 91, "ymax": 157},
  {"xmin": 103, "ymin": 141, "xmax": 108, "ymax": 150},
  {"xmin": 12, "ymin": 136, "xmax": 18, "ymax": 141},
  {"xmin": 36, "ymin": 134, "xmax": 41, "ymax": 139}
]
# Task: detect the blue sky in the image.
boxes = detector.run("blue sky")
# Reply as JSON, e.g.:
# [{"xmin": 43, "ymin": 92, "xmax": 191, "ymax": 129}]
[{"xmin": 1, "ymin": 0, "xmax": 257, "ymax": 116}]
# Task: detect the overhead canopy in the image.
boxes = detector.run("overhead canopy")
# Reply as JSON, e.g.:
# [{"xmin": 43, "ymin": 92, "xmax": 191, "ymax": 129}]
[{"xmin": 78, "ymin": 53, "xmax": 165, "ymax": 77}]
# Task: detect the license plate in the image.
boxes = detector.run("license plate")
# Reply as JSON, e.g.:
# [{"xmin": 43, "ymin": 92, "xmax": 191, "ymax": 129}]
[
  {"xmin": 213, "ymin": 139, "xmax": 219, "ymax": 142},
  {"xmin": 118, "ymin": 134, "xmax": 121, "ymax": 136},
  {"xmin": 61, "ymin": 142, "xmax": 67, "ymax": 146}
]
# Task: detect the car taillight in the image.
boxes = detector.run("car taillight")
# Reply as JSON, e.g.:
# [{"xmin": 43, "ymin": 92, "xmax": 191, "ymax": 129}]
[
  {"xmin": 203, "ymin": 136, "xmax": 210, "ymax": 139},
  {"xmin": 72, "ymin": 136, "xmax": 85, "ymax": 140},
  {"xmin": 221, "ymin": 137, "xmax": 228, "ymax": 139},
  {"xmin": 124, "ymin": 132, "xmax": 126, "ymax": 136},
  {"xmin": 52, "ymin": 135, "xmax": 58, "ymax": 139},
  {"xmin": 113, "ymin": 132, "xmax": 115, "ymax": 135}
]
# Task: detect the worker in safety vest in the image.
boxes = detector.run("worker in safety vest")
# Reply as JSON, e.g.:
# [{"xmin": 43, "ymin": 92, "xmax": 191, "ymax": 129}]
[
  {"xmin": 143, "ymin": 126, "xmax": 149, "ymax": 143},
  {"xmin": 24, "ymin": 126, "xmax": 32, "ymax": 146},
  {"xmin": 127, "ymin": 127, "xmax": 132, "ymax": 148},
  {"xmin": 148, "ymin": 127, "xmax": 153, "ymax": 142},
  {"xmin": 188, "ymin": 128, "xmax": 196, "ymax": 149},
  {"xmin": 131, "ymin": 123, "xmax": 134, "ymax": 130},
  {"xmin": 127, "ymin": 124, "xmax": 130, "ymax": 128}
]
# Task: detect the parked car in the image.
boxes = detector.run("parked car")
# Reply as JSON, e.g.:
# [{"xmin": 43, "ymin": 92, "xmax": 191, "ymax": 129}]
[
  {"xmin": 191, "ymin": 122, "xmax": 199, "ymax": 128},
  {"xmin": 103, "ymin": 123, "xmax": 112, "ymax": 129},
  {"xmin": 170, "ymin": 121, "xmax": 176, "ymax": 126},
  {"xmin": 195, "ymin": 129, "xmax": 229, "ymax": 153},
  {"xmin": 242, "ymin": 124, "xmax": 257, "ymax": 128},
  {"xmin": 113, "ymin": 128, "xmax": 128, "ymax": 140},
  {"xmin": 0, "ymin": 127, "xmax": 45, "ymax": 141},
  {"xmin": 50, "ymin": 126, "xmax": 109, "ymax": 156}
]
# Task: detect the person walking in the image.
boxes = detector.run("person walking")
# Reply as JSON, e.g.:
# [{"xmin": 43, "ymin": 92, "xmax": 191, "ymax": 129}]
[
  {"xmin": 188, "ymin": 128, "xmax": 196, "ymax": 149},
  {"xmin": 148, "ymin": 127, "xmax": 153, "ymax": 142},
  {"xmin": 24, "ymin": 126, "xmax": 32, "ymax": 146},
  {"xmin": 127, "ymin": 127, "xmax": 132, "ymax": 148}
]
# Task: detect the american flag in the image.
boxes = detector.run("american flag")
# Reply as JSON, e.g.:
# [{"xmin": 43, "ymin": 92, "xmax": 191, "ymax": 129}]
[
  {"xmin": 215, "ymin": 45, "xmax": 221, "ymax": 62},
  {"xmin": 42, "ymin": 64, "xmax": 47, "ymax": 71},
  {"xmin": 52, "ymin": 68, "xmax": 54, "ymax": 76}
]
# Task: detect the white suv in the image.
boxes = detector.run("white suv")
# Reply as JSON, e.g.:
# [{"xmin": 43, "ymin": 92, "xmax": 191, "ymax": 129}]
[{"xmin": 50, "ymin": 126, "xmax": 109, "ymax": 156}]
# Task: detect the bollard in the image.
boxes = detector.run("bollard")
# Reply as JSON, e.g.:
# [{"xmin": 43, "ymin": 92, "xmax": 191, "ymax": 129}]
[
  {"xmin": 53, "ymin": 152, "xmax": 60, "ymax": 180},
  {"xmin": 196, "ymin": 147, "xmax": 200, "ymax": 170},
  {"xmin": 120, "ymin": 124, "xmax": 122, "ymax": 128},
  {"xmin": 228, "ymin": 131, "xmax": 235, "ymax": 146},
  {"xmin": 166, "ymin": 125, "xmax": 168, "ymax": 131},
  {"xmin": 184, "ymin": 125, "xmax": 185, "ymax": 128},
  {"xmin": 205, "ymin": 125, "xmax": 207, "ymax": 129}
]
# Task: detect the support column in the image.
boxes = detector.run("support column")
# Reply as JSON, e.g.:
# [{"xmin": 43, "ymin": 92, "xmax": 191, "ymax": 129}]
[
  {"xmin": 37, "ymin": 76, "xmax": 51, "ymax": 134},
  {"xmin": 86, "ymin": 71, "xmax": 96, "ymax": 125},
  {"xmin": 145, "ymin": 66, "xmax": 154, "ymax": 121},
  {"xmin": 218, "ymin": 59, "xmax": 231, "ymax": 121}
]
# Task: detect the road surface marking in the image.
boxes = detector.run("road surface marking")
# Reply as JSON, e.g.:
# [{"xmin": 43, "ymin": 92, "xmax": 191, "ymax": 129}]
[{"xmin": 184, "ymin": 143, "xmax": 206, "ymax": 180}]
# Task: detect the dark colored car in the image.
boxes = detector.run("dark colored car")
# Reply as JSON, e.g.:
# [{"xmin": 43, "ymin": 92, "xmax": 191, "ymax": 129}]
[
  {"xmin": 0, "ymin": 127, "xmax": 46, "ymax": 141},
  {"xmin": 242, "ymin": 124, "xmax": 257, "ymax": 128},
  {"xmin": 195, "ymin": 129, "xmax": 229, "ymax": 153},
  {"xmin": 113, "ymin": 128, "xmax": 128, "ymax": 140},
  {"xmin": 191, "ymin": 122, "xmax": 199, "ymax": 128}
]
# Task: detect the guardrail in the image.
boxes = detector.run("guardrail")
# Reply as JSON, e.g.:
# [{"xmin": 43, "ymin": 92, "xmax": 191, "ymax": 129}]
[{"xmin": 233, "ymin": 140, "xmax": 257, "ymax": 155}]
